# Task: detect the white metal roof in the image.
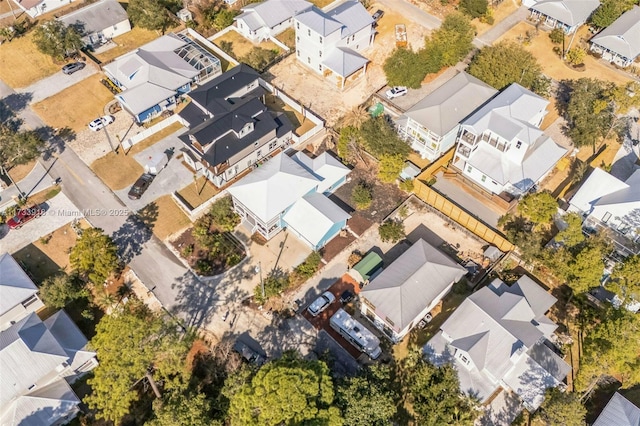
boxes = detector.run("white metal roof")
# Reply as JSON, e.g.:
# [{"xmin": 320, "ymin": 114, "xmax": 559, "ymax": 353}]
[
  {"xmin": 295, "ymin": 1, "xmax": 372, "ymax": 37},
  {"xmin": 293, "ymin": 151, "xmax": 350, "ymax": 194},
  {"xmin": 0, "ymin": 254, "xmax": 38, "ymax": 317},
  {"xmin": 58, "ymin": 0, "xmax": 128, "ymax": 35},
  {"xmin": 237, "ymin": 0, "xmax": 312, "ymax": 30},
  {"xmin": 282, "ymin": 192, "xmax": 350, "ymax": 247},
  {"xmin": 530, "ymin": 0, "xmax": 601, "ymax": 26},
  {"xmin": 0, "ymin": 379, "xmax": 80, "ymax": 426},
  {"xmin": 568, "ymin": 168, "xmax": 637, "ymax": 214},
  {"xmin": 322, "ymin": 47, "xmax": 369, "ymax": 78},
  {"xmin": 593, "ymin": 392, "xmax": 640, "ymax": 426},
  {"xmin": 591, "ymin": 6, "xmax": 640, "ymax": 61}
]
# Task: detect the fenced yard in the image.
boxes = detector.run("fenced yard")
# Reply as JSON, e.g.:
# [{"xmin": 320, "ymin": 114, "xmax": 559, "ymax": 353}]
[
  {"xmin": 212, "ymin": 30, "xmax": 282, "ymax": 61},
  {"xmin": 93, "ymin": 27, "xmax": 161, "ymax": 63}
]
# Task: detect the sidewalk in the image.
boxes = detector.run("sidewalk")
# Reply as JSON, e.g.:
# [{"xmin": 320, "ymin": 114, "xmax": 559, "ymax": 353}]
[{"xmin": 0, "ymin": 162, "xmax": 53, "ymax": 209}]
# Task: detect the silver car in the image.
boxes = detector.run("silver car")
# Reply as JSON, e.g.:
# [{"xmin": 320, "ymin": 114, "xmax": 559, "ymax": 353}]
[{"xmin": 307, "ymin": 291, "xmax": 336, "ymax": 316}]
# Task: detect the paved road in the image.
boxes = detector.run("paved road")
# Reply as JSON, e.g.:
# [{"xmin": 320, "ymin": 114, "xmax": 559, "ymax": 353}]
[
  {"xmin": 17, "ymin": 64, "xmax": 98, "ymax": 104},
  {"xmin": 474, "ymin": 5, "xmax": 529, "ymax": 47},
  {"xmin": 377, "ymin": 0, "xmax": 442, "ymax": 30}
]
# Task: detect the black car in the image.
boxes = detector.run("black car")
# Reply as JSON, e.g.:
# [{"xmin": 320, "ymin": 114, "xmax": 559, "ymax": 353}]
[
  {"xmin": 62, "ymin": 62, "xmax": 86, "ymax": 75},
  {"xmin": 128, "ymin": 173, "xmax": 154, "ymax": 200},
  {"xmin": 340, "ymin": 290, "xmax": 355, "ymax": 304},
  {"xmin": 372, "ymin": 9, "xmax": 384, "ymax": 23}
]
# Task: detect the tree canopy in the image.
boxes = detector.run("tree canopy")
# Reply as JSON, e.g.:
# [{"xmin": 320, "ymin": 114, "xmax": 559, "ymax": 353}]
[
  {"xmin": 612, "ymin": 254, "xmax": 640, "ymax": 301},
  {"xmin": 32, "ymin": 21, "xmax": 83, "ymax": 60},
  {"xmin": 468, "ymin": 41, "xmax": 544, "ymax": 92},
  {"xmin": 539, "ymin": 388, "xmax": 586, "ymax": 426},
  {"xmin": 460, "ymin": 0, "xmax": 488, "ymax": 19},
  {"xmin": 70, "ymin": 228, "xmax": 120, "ymax": 284},
  {"xmin": 378, "ymin": 153, "xmax": 405, "ymax": 183},
  {"xmin": 39, "ymin": 273, "xmax": 89, "ymax": 309},
  {"xmin": 564, "ymin": 78, "xmax": 615, "ymax": 151},
  {"xmin": 517, "ymin": 191, "xmax": 558, "ymax": 226},
  {"xmin": 383, "ymin": 48, "xmax": 425, "ymax": 89},
  {"xmin": 127, "ymin": 0, "xmax": 181, "ymax": 31},
  {"xmin": 208, "ymin": 196, "xmax": 240, "ymax": 232},
  {"xmin": 0, "ymin": 127, "xmax": 44, "ymax": 171},
  {"xmin": 590, "ymin": 0, "xmax": 636, "ymax": 28},
  {"xmin": 555, "ymin": 212, "xmax": 585, "ymax": 248},
  {"xmin": 378, "ymin": 219, "xmax": 406, "ymax": 243},
  {"xmin": 225, "ymin": 352, "xmax": 342, "ymax": 426},
  {"xmin": 147, "ymin": 391, "xmax": 219, "ymax": 426},
  {"xmin": 359, "ymin": 116, "xmax": 410, "ymax": 159}
]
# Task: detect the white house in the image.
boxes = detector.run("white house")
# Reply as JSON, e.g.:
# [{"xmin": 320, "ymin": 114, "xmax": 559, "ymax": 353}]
[
  {"xmin": 0, "ymin": 253, "xmax": 44, "ymax": 332},
  {"xmin": 235, "ymin": 0, "xmax": 312, "ymax": 42},
  {"xmin": 58, "ymin": 0, "xmax": 131, "ymax": 47},
  {"xmin": 527, "ymin": 0, "xmax": 600, "ymax": 34},
  {"xmin": 452, "ymin": 83, "xmax": 567, "ymax": 196},
  {"xmin": 568, "ymin": 168, "xmax": 640, "ymax": 255},
  {"xmin": 590, "ymin": 6, "xmax": 640, "ymax": 67},
  {"xmin": 9, "ymin": 0, "xmax": 76, "ymax": 18},
  {"xmin": 227, "ymin": 150, "xmax": 350, "ymax": 249},
  {"xmin": 294, "ymin": 1, "xmax": 375, "ymax": 88},
  {"xmin": 426, "ymin": 276, "xmax": 571, "ymax": 413},
  {"xmin": 359, "ymin": 239, "xmax": 467, "ymax": 343},
  {"xmin": 593, "ymin": 392, "xmax": 640, "ymax": 426},
  {"xmin": 0, "ymin": 311, "xmax": 98, "ymax": 426},
  {"xmin": 103, "ymin": 33, "xmax": 222, "ymax": 123},
  {"xmin": 399, "ymin": 72, "xmax": 497, "ymax": 161}
]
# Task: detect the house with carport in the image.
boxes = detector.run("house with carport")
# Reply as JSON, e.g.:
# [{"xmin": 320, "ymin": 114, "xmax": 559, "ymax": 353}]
[
  {"xmin": 235, "ymin": 0, "xmax": 312, "ymax": 42},
  {"xmin": 590, "ymin": 6, "xmax": 640, "ymax": 68},
  {"xmin": 227, "ymin": 150, "xmax": 350, "ymax": 249},
  {"xmin": 359, "ymin": 239, "xmax": 467, "ymax": 343},
  {"xmin": 526, "ymin": 0, "xmax": 600, "ymax": 34},
  {"xmin": 58, "ymin": 0, "xmax": 131, "ymax": 48}
]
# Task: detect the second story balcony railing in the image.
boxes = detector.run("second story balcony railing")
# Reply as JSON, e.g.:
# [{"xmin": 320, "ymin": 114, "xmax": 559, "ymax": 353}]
[{"xmin": 460, "ymin": 130, "xmax": 477, "ymax": 145}]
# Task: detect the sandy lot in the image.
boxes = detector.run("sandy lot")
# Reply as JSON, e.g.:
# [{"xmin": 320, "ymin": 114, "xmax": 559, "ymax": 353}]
[{"xmin": 267, "ymin": 5, "xmax": 430, "ymax": 125}]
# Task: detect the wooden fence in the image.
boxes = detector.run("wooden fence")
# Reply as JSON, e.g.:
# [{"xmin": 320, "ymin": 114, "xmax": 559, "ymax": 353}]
[{"xmin": 413, "ymin": 180, "xmax": 515, "ymax": 252}]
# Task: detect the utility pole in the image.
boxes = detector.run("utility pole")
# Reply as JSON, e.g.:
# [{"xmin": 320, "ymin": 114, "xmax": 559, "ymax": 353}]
[{"xmin": 256, "ymin": 261, "xmax": 264, "ymax": 299}]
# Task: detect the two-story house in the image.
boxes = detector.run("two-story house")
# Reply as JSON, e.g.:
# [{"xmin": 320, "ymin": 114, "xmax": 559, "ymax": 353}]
[
  {"xmin": 426, "ymin": 276, "xmax": 571, "ymax": 415},
  {"xmin": 0, "ymin": 253, "xmax": 44, "ymax": 332},
  {"xmin": 294, "ymin": 1, "xmax": 374, "ymax": 88},
  {"xmin": 227, "ymin": 150, "xmax": 350, "ymax": 249},
  {"xmin": 235, "ymin": 0, "xmax": 312, "ymax": 42},
  {"xmin": 452, "ymin": 83, "xmax": 567, "ymax": 197},
  {"xmin": 399, "ymin": 72, "xmax": 497, "ymax": 161},
  {"xmin": 178, "ymin": 64, "xmax": 295, "ymax": 188}
]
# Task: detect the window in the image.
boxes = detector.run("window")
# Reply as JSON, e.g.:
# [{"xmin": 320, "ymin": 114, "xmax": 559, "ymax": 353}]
[
  {"xmin": 307, "ymin": 57, "xmax": 311, "ymax": 64},
  {"xmin": 308, "ymin": 29, "xmax": 311, "ymax": 36},
  {"xmin": 268, "ymin": 141, "xmax": 277, "ymax": 150},
  {"xmin": 257, "ymin": 150, "xmax": 262, "ymax": 158},
  {"xmin": 297, "ymin": 50, "xmax": 300, "ymax": 57},
  {"xmin": 466, "ymin": 166, "xmax": 472, "ymax": 173},
  {"xmin": 516, "ymin": 141, "xmax": 522, "ymax": 149},
  {"xmin": 319, "ymin": 50, "xmax": 322, "ymax": 58},
  {"xmin": 319, "ymin": 36, "xmax": 323, "ymax": 43},
  {"xmin": 481, "ymin": 175, "xmax": 487, "ymax": 183},
  {"xmin": 296, "ymin": 22, "xmax": 299, "ymax": 29},
  {"xmin": 318, "ymin": 64, "xmax": 322, "ymax": 71},
  {"xmin": 296, "ymin": 36, "xmax": 300, "ymax": 42}
]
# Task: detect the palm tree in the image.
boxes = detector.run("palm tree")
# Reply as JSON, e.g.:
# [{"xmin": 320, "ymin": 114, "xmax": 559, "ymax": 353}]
[{"xmin": 342, "ymin": 106, "xmax": 370, "ymax": 130}]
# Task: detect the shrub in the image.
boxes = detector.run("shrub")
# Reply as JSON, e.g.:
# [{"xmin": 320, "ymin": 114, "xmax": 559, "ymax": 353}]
[
  {"xmin": 254, "ymin": 270, "xmax": 290, "ymax": 304},
  {"xmin": 209, "ymin": 196, "xmax": 240, "ymax": 232},
  {"xmin": 241, "ymin": 47, "xmax": 278, "ymax": 71},
  {"xmin": 347, "ymin": 251, "xmax": 363, "ymax": 268},
  {"xmin": 352, "ymin": 182, "xmax": 373, "ymax": 210},
  {"xmin": 566, "ymin": 48, "xmax": 586, "ymax": 66},
  {"xmin": 251, "ymin": 232, "xmax": 268, "ymax": 245},
  {"xmin": 378, "ymin": 220, "xmax": 406, "ymax": 243},
  {"xmin": 294, "ymin": 251, "xmax": 322, "ymax": 279},
  {"xmin": 399, "ymin": 178, "xmax": 414, "ymax": 192},
  {"xmin": 460, "ymin": 0, "xmax": 488, "ymax": 18},
  {"xmin": 549, "ymin": 28, "xmax": 564, "ymax": 44}
]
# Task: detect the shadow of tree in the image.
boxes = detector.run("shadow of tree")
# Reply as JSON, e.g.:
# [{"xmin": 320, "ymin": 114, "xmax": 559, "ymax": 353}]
[
  {"xmin": 1, "ymin": 92, "xmax": 33, "ymax": 115},
  {"xmin": 111, "ymin": 214, "xmax": 155, "ymax": 265},
  {"xmin": 38, "ymin": 125, "xmax": 75, "ymax": 160},
  {"xmin": 0, "ymin": 99, "xmax": 23, "ymax": 131}
]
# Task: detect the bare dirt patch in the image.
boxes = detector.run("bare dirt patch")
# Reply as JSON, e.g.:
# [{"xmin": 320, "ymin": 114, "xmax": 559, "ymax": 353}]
[
  {"xmin": 0, "ymin": 32, "xmax": 60, "ymax": 88},
  {"xmin": 264, "ymin": 93, "xmax": 315, "ymax": 136},
  {"xmin": 413, "ymin": 0, "xmax": 459, "ymax": 19},
  {"xmin": 171, "ymin": 226, "xmax": 245, "ymax": 276},
  {"xmin": 473, "ymin": 0, "xmax": 519, "ymax": 36}
]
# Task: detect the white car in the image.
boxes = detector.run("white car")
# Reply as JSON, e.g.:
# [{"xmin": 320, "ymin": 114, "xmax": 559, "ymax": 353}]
[
  {"xmin": 88, "ymin": 115, "xmax": 114, "ymax": 131},
  {"xmin": 385, "ymin": 86, "xmax": 408, "ymax": 99},
  {"xmin": 307, "ymin": 291, "xmax": 336, "ymax": 316}
]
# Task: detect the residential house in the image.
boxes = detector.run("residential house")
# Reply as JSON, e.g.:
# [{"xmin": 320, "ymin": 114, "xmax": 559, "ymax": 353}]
[
  {"xmin": 452, "ymin": 83, "xmax": 567, "ymax": 197},
  {"xmin": 425, "ymin": 275, "xmax": 571, "ymax": 412},
  {"xmin": 360, "ymin": 239, "xmax": 467, "ymax": 343},
  {"xmin": 590, "ymin": 6, "xmax": 640, "ymax": 67},
  {"xmin": 568, "ymin": 168, "xmax": 640, "ymax": 256},
  {"xmin": 294, "ymin": 1, "xmax": 375, "ymax": 88},
  {"xmin": 178, "ymin": 64, "xmax": 294, "ymax": 188},
  {"xmin": 227, "ymin": 150, "xmax": 350, "ymax": 249},
  {"xmin": 235, "ymin": 0, "xmax": 312, "ymax": 42},
  {"xmin": 58, "ymin": 0, "xmax": 131, "ymax": 48},
  {"xmin": 399, "ymin": 72, "xmax": 498, "ymax": 161},
  {"xmin": 593, "ymin": 392, "xmax": 640, "ymax": 426},
  {"xmin": 0, "ymin": 311, "xmax": 98, "ymax": 426},
  {"xmin": 103, "ymin": 33, "xmax": 222, "ymax": 123},
  {"xmin": 9, "ymin": 0, "xmax": 76, "ymax": 18},
  {"xmin": 527, "ymin": 0, "xmax": 600, "ymax": 34},
  {"xmin": 0, "ymin": 253, "xmax": 44, "ymax": 332}
]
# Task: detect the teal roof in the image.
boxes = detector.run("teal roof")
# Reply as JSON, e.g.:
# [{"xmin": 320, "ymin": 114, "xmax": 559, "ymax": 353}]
[{"xmin": 353, "ymin": 252, "xmax": 383, "ymax": 281}]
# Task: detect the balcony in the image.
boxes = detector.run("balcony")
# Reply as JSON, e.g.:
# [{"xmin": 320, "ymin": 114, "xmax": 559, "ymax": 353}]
[
  {"xmin": 460, "ymin": 130, "xmax": 477, "ymax": 145},
  {"xmin": 457, "ymin": 144, "xmax": 471, "ymax": 158}
]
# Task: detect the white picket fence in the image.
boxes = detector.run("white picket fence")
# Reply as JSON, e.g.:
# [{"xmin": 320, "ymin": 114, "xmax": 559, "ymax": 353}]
[{"xmin": 121, "ymin": 115, "xmax": 187, "ymax": 150}]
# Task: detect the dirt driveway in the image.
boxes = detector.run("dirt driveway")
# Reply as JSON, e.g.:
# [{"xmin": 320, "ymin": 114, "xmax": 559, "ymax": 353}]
[{"xmin": 267, "ymin": 3, "xmax": 430, "ymax": 125}]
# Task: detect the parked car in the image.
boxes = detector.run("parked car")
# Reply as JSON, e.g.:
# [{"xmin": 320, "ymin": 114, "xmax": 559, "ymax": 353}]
[
  {"xmin": 417, "ymin": 313, "xmax": 433, "ymax": 329},
  {"xmin": 386, "ymin": 86, "xmax": 408, "ymax": 99},
  {"xmin": 372, "ymin": 9, "xmax": 384, "ymax": 22},
  {"xmin": 340, "ymin": 290, "xmax": 355, "ymax": 304},
  {"xmin": 62, "ymin": 62, "xmax": 86, "ymax": 75},
  {"xmin": 7, "ymin": 205, "xmax": 45, "ymax": 230},
  {"xmin": 127, "ymin": 173, "xmax": 155, "ymax": 200},
  {"xmin": 308, "ymin": 291, "xmax": 336, "ymax": 316},
  {"xmin": 233, "ymin": 341, "xmax": 266, "ymax": 365},
  {"xmin": 88, "ymin": 115, "xmax": 114, "ymax": 132}
]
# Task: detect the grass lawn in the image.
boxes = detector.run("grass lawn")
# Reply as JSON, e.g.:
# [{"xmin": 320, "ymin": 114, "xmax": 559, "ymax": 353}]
[
  {"xmin": 91, "ymin": 121, "xmax": 184, "ymax": 190},
  {"xmin": 27, "ymin": 186, "xmax": 61, "ymax": 205},
  {"xmin": 176, "ymin": 176, "xmax": 220, "ymax": 209},
  {"xmin": 407, "ymin": 152, "xmax": 431, "ymax": 170},
  {"xmin": 8, "ymin": 160, "xmax": 37, "ymax": 183},
  {"xmin": 264, "ymin": 94, "xmax": 316, "ymax": 136},
  {"xmin": 310, "ymin": 0, "xmax": 334, "ymax": 7},
  {"xmin": 213, "ymin": 30, "xmax": 281, "ymax": 60},
  {"xmin": 473, "ymin": 0, "xmax": 518, "ymax": 36},
  {"xmin": 275, "ymin": 28, "xmax": 295, "ymax": 49},
  {"xmin": 94, "ymin": 27, "xmax": 160, "ymax": 63},
  {"xmin": 140, "ymin": 195, "xmax": 191, "ymax": 240},
  {"xmin": 0, "ymin": 32, "xmax": 60, "ymax": 88},
  {"xmin": 32, "ymin": 74, "xmax": 113, "ymax": 132}
]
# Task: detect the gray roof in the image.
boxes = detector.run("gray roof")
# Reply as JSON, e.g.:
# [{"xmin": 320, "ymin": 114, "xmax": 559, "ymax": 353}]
[
  {"xmin": 0, "ymin": 253, "xmax": 38, "ymax": 316},
  {"xmin": 58, "ymin": 0, "xmax": 128, "ymax": 35},
  {"xmin": 322, "ymin": 47, "xmax": 368, "ymax": 77},
  {"xmin": 591, "ymin": 6, "xmax": 640, "ymax": 60},
  {"xmin": 236, "ymin": 0, "xmax": 312, "ymax": 30},
  {"xmin": 530, "ymin": 0, "xmax": 600, "ymax": 26},
  {"xmin": 296, "ymin": 7, "xmax": 342, "ymax": 36},
  {"xmin": 405, "ymin": 72, "xmax": 497, "ymax": 137},
  {"xmin": 1, "ymin": 380, "xmax": 80, "ymax": 426},
  {"xmin": 295, "ymin": 1, "xmax": 372, "ymax": 37},
  {"xmin": 594, "ymin": 392, "xmax": 640, "ymax": 426},
  {"xmin": 361, "ymin": 239, "xmax": 466, "ymax": 332}
]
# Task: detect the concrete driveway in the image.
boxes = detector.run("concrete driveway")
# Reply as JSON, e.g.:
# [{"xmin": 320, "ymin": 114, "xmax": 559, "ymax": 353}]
[
  {"xmin": 17, "ymin": 63, "xmax": 99, "ymax": 104},
  {"xmin": 113, "ymin": 130, "xmax": 193, "ymax": 212},
  {"xmin": 0, "ymin": 192, "xmax": 77, "ymax": 254},
  {"xmin": 0, "ymin": 162, "xmax": 54, "ymax": 209}
]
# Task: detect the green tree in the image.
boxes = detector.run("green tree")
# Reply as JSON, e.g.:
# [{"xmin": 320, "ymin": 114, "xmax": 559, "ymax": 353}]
[
  {"xmin": 565, "ymin": 47, "xmax": 586, "ymax": 65},
  {"xmin": 208, "ymin": 196, "xmax": 240, "ymax": 232},
  {"xmin": 378, "ymin": 153, "xmax": 404, "ymax": 183},
  {"xmin": 468, "ymin": 41, "xmax": 543, "ymax": 91},
  {"xmin": 565, "ymin": 78, "xmax": 615, "ymax": 151},
  {"xmin": 431, "ymin": 12, "xmax": 475, "ymax": 67},
  {"xmin": 517, "ymin": 191, "xmax": 558, "ymax": 226},
  {"xmin": 342, "ymin": 106, "xmax": 370, "ymax": 130},
  {"xmin": 39, "ymin": 273, "xmax": 90, "ymax": 309},
  {"xmin": 336, "ymin": 125, "xmax": 362, "ymax": 162},
  {"xmin": 241, "ymin": 47, "xmax": 277, "ymax": 71},
  {"xmin": 85, "ymin": 303, "xmax": 191, "ymax": 423},
  {"xmin": 556, "ymin": 212, "xmax": 585, "ymax": 248},
  {"xmin": 539, "ymin": 388, "xmax": 586, "ymax": 426},
  {"xmin": 549, "ymin": 28, "xmax": 564, "ymax": 44},
  {"xmin": 254, "ymin": 269, "xmax": 290, "ymax": 303},
  {"xmin": 611, "ymin": 254, "xmax": 640, "ymax": 300},
  {"xmin": 127, "ymin": 0, "xmax": 180, "ymax": 31},
  {"xmin": 359, "ymin": 116, "xmax": 410, "ymax": 158},
  {"xmin": 591, "ymin": 0, "xmax": 636, "ymax": 28},
  {"xmin": 0, "ymin": 129, "xmax": 44, "ymax": 172},
  {"xmin": 148, "ymin": 391, "xmax": 218, "ymax": 426},
  {"xmin": 352, "ymin": 182, "xmax": 373, "ymax": 210},
  {"xmin": 32, "ymin": 21, "xmax": 83, "ymax": 60},
  {"xmin": 294, "ymin": 251, "xmax": 322, "ymax": 279},
  {"xmin": 400, "ymin": 350, "xmax": 478, "ymax": 425},
  {"xmin": 460, "ymin": 0, "xmax": 488, "ymax": 18},
  {"xmin": 225, "ymin": 352, "xmax": 342, "ymax": 426},
  {"xmin": 378, "ymin": 220, "xmax": 405, "ymax": 243},
  {"xmin": 336, "ymin": 364, "xmax": 398, "ymax": 425},
  {"xmin": 551, "ymin": 240, "xmax": 605, "ymax": 294},
  {"xmin": 213, "ymin": 8, "xmax": 239, "ymax": 30},
  {"xmin": 383, "ymin": 48, "xmax": 425, "ymax": 89},
  {"xmin": 70, "ymin": 228, "xmax": 120, "ymax": 284}
]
